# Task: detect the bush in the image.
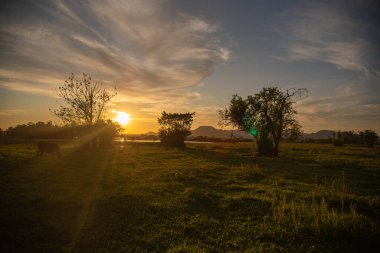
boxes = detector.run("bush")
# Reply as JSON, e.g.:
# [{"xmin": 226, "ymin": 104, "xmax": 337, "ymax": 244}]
[
  {"xmin": 333, "ymin": 139, "xmax": 344, "ymax": 146},
  {"xmin": 158, "ymin": 111, "xmax": 194, "ymax": 148}
]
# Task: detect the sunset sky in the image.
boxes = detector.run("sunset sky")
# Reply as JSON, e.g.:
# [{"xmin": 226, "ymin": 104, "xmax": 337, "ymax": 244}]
[{"xmin": 1, "ymin": 0, "xmax": 379, "ymax": 134}]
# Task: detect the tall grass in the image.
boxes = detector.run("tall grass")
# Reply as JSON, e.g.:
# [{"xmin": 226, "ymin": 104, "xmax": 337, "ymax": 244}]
[
  {"xmin": 167, "ymin": 243, "xmax": 205, "ymax": 253},
  {"xmin": 1, "ymin": 142, "xmax": 379, "ymax": 252},
  {"xmin": 262, "ymin": 173, "xmax": 374, "ymax": 237},
  {"xmin": 231, "ymin": 164, "xmax": 265, "ymax": 180}
]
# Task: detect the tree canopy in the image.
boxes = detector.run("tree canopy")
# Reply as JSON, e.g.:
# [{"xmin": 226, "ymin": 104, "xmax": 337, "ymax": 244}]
[
  {"xmin": 362, "ymin": 130, "xmax": 378, "ymax": 148},
  {"xmin": 158, "ymin": 111, "xmax": 195, "ymax": 147},
  {"xmin": 220, "ymin": 87, "xmax": 307, "ymax": 156},
  {"xmin": 52, "ymin": 73, "xmax": 116, "ymax": 125},
  {"xmin": 2, "ymin": 120, "xmax": 121, "ymax": 142}
]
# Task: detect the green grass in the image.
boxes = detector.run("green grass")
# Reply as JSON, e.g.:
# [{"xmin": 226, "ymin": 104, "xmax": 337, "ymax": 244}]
[{"xmin": 0, "ymin": 142, "xmax": 379, "ymax": 252}]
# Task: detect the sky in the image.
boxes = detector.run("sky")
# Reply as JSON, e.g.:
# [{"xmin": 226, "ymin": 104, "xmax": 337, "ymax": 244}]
[{"xmin": 0, "ymin": 0, "xmax": 379, "ymax": 134}]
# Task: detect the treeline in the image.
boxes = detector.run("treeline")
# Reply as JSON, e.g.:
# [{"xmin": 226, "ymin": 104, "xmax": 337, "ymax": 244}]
[
  {"xmin": 297, "ymin": 130, "xmax": 379, "ymax": 147},
  {"xmin": 332, "ymin": 130, "xmax": 378, "ymax": 147},
  {"xmin": 0, "ymin": 120, "xmax": 121, "ymax": 141},
  {"xmin": 187, "ymin": 135, "xmax": 252, "ymax": 143}
]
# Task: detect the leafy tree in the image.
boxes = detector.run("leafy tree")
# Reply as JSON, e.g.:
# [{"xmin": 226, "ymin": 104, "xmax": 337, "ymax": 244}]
[
  {"xmin": 220, "ymin": 87, "xmax": 307, "ymax": 156},
  {"xmin": 96, "ymin": 120, "xmax": 122, "ymax": 146},
  {"xmin": 361, "ymin": 130, "xmax": 378, "ymax": 148},
  {"xmin": 332, "ymin": 130, "xmax": 378, "ymax": 147},
  {"xmin": 283, "ymin": 122, "xmax": 303, "ymax": 142},
  {"xmin": 158, "ymin": 111, "xmax": 195, "ymax": 147},
  {"xmin": 3, "ymin": 119, "xmax": 122, "ymax": 146},
  {"xmin": 4, "ymin": 121, "xmax": 61, "ymax": 139},
  {"xmin": 52, "ymin": 73, "xmax": 116, "ymax": 125},
  {"xmin": 342, "ymin": 130, "xmax": 356, "ymax": 144},
  {"xmin": 333, "ymin": 130, "xmax": 362, "ymax": 145},
  {"xmin": 333, "ymin": 130, "xmax": 344, "ymax": 146}
]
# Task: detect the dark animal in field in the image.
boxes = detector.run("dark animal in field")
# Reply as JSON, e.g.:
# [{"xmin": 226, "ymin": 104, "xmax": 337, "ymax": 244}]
[{"xmin": 36, "ymin": 142, "xmax": 61, "ymax": 159}]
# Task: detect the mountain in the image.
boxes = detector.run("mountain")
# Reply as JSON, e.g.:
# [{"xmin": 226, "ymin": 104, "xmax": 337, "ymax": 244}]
[
  {"xmin": 144, "ymin": 127, "xmax": 336, "ymax": 140},
  {"xmin": 302, "ymin": 130, "xmax": 335, "ymax": 139},
  {"xmin": 145, "ymin": 131, "xmax": 159, "ymax": 136},
  {"xmin": 190, "ymin": 126, "xmax": 252, "ymax": 139},
  {"xmin": 192, "ymin": 127, "xmax": 337, "ymax": 140}
]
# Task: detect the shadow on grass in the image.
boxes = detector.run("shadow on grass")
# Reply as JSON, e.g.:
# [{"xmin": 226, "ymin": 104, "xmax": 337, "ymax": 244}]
[
  {"xmin": 1, "ymin": 143, "xmax": 379, "ymax": 252},
  {"xmin": 181, "ymin": 144, "xmax": 258, "ymax": 166},
  {"xmin": 180, "ymin": 144, "xmax": 380, "ymax": 189},
  {"xmin": 0, "ymin": 145, "xmax": 116, "ymax": 253}
]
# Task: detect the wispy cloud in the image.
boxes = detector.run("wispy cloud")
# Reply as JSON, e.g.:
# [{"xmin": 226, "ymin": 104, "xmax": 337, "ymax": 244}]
[
  {"xmin": 273, "ymin": 1, "xmax": 380, "ymax": 131},
  {"xmin": 0, "ymin": 109, "xmax": 28, "ymax": 116},
  {"xmin": 0, "ymin": 0, "xmax": 229, "ymax": 105},
  {"xmin": 273, "ymin": 1, "xmax": 379, "ymax": 74},
  {"xmin": 296, "ymin": 71, "xmax": 380, "ymax": 132},
  {"xmin": 289, "ymin": 40, "xmax": 368, "ymax": 72},
  {"xmin": 297, "ymin": 95, "xmax": 380, "ymax": 132}
]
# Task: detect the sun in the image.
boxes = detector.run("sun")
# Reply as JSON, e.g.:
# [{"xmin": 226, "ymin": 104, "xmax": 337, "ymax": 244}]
[{"xmin": 114, "ymin": 111, "xmax": 130, "ymax": 125}]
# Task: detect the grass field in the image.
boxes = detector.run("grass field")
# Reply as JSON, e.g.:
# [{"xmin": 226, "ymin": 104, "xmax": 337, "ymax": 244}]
[{"xmin": 0, "ymin": 141, "xmax": 379, "ymax": 252}]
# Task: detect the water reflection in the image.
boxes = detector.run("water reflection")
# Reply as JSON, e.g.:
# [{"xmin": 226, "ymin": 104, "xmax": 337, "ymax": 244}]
[{"xmin": 114, "ymin": 138, "xmax": 212, "ymax": 144}]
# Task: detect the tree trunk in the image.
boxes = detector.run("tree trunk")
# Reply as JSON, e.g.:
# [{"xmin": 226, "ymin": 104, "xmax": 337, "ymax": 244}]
[{"xmin": 273, "ymin": 137, "xmax": 280, "ymax": 156}]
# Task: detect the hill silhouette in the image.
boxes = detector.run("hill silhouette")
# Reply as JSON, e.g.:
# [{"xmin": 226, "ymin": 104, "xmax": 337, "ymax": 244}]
[
  {"xmin": 190, "ymin": 126, "xmax": 252, "ymax": 139},
  {"xmin": 302, "ymin": 130, "xmax": 335, "ymax": 139},
  {"xmin": 145, "ymin": 126, "xmax": 336, "ymax": 140}
]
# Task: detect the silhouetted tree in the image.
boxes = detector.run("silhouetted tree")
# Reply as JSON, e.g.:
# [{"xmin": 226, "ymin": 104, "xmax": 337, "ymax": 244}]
[
  {"xmin": 220, "ymin": 87, "xmax": 307, "ymax": 156},
  {"xmin": 158, "ymin": 111, "xmax": 195, "ymax": 147},
  {"xmin": 283, "ymin": 122, "xmax": 303, "ymax": 142},
  {"xmin": 342, "ymin": 130, "xmax": 356, "ymax": 144},
  {"xmin": 3, "ymin": 120, "xmax": 122, "ymax": 144},
  {"xmin": 361, "ymin": 130, "xmax": 378, "ymax": 148},
  {"xmin": 5, "ymin": 121, "xmax": 61, "ymax": 139},
  {"xmin": 333, "ymin": 130, "xmax": 344, "ymax": 146},
  {"xmin": 96, "ymin": 120, "xmax": 122, "ymax": 146},
  {"xmin": 52, "ymin": 73, "xmax": 116, "ymax": 125}
]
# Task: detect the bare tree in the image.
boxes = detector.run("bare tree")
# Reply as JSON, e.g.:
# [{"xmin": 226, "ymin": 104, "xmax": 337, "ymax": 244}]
[{"xmin": 52, "ymin": 73, "xmax": 116, "ymax": 125}]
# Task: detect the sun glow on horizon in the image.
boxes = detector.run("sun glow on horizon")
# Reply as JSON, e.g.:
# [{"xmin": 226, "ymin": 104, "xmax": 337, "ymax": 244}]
[{"xmin": 114, "ymin": 111, "xmax": 131, "ymax": 125}]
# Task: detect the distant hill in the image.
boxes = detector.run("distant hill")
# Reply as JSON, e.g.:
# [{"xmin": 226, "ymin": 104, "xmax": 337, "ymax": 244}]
[
  {"xmin": 302, "ymin": 130, "xmax": 335, "ymax": 139},
  {"xmin": 190, "ymin": 126, "xmax": 252, "ymax": 140},
  {"xmin": 145, "ymin": 131, "xmax": 159, "ymax": 136},
  {"xmin": 144, "ymin": 127, "xmax": 336, "ymax": 140},
  {"xmin": 144, "ymin": 126, "xmax": 252, "ymax": 140},
  {"xmin": 192, "ymin": 127, "xmax": 337, "ymax": 140}
]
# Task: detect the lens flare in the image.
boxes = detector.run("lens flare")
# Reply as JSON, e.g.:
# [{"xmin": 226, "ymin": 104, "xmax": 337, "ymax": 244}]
[{"xmin": 250, "ymin": 128, "xmax": 257, "ymax": 136}]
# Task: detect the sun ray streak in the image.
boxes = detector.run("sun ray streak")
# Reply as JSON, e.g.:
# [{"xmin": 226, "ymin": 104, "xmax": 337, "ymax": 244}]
[{"xmin": 67, "ymin": 142, "xmax": 113, "ymax": 252}]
